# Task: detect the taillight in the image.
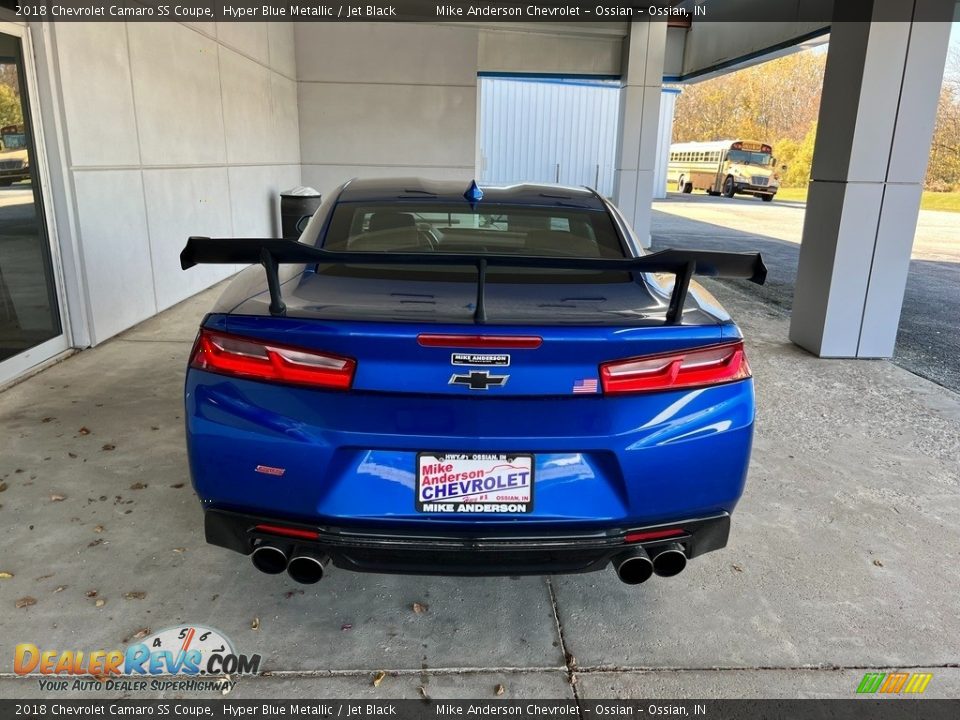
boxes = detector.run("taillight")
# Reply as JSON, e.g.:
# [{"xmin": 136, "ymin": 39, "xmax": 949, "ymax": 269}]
[
  {"xmin": 600, "ymin": 341, "xmax": 750, "ymax": 395},
  {"xmin": 190, "ymin": 329, "xmax": 355, "ymax": 390}
]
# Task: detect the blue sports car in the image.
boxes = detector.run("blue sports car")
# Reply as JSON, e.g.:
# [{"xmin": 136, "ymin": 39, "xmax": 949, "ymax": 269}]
[{"xmin": 181, "ymin": 179, "xmax": 764, "ymax": 585}]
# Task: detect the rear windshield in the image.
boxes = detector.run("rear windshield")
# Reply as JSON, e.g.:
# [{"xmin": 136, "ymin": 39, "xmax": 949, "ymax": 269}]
[{"xmin": 318, "ymin": 202, "xmax": 629, "ymax": 283}]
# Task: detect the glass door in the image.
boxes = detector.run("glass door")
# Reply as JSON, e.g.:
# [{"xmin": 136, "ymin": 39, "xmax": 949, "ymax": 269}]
[{"xmin": 0, "ymin": 27, "xmax": 66, "ymax": 383}]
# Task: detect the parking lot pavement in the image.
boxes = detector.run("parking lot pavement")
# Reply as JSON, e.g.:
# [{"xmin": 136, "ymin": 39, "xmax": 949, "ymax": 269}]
[
  {"xmin": 1, "ymin": 279, "xmax": 958, "ymax": 700},
  {"xmin": 652, "ymin": 193, "xmax": 960, "ymax": 393}
]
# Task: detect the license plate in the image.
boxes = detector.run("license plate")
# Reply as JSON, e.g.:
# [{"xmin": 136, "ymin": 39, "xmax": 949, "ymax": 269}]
[{"xmin": 416, "ymin": 453, "xmax": 534, "ymax": 514}]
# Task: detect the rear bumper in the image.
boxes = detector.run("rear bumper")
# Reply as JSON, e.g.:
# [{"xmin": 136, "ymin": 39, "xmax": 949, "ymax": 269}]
[
  {"xmin": 205, "ymin": 508, "xmax": 731, "ymax": 576},
  {"xmin": 734, "ymin": 182, "xmax": 775, "ymax": 196}
]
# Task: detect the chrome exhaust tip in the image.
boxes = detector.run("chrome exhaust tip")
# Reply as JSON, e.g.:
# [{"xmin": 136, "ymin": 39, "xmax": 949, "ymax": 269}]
[
  {"xmin": 287, "ymin": 553, "xmax": 329, "ymax": 585},
  {"xmin": 652, "ymin": 543, "xmax": 687, "ymax": 577},
  {"xmin": 614, "ymin": 548, "xmax": 654, "ymax": 585},
  {"xmin": 251, "ymin": 544, "xmax": 288, "ymax": 575}
]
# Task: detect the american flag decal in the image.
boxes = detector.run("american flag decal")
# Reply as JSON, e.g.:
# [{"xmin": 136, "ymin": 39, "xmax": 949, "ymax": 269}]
[{"xmin": 572, "ymin": 378, "xmax": 599, "ymax": 394}]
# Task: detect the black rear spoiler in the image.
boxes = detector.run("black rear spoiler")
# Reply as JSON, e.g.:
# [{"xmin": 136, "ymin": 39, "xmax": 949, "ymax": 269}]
[{"xmin": 180, "ymin": 237, "xmax": 766, "ymax": 325}]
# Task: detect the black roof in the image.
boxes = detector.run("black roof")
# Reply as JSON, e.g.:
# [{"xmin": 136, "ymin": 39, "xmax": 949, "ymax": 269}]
[{"xmin": 335, "ymin": 177, "xmax": 606, "ymax": 210}]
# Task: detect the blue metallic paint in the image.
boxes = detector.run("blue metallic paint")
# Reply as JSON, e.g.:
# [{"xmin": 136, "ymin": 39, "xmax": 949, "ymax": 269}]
[{"xmin": 185, "ymin": 348, "xmax": 753, "ymax": 530}]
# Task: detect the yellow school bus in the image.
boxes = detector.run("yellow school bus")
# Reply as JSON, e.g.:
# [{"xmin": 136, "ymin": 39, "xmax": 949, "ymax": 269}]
[{"xmin": 667, "ymin": 140, "xmax": 780, "ymax": 202}]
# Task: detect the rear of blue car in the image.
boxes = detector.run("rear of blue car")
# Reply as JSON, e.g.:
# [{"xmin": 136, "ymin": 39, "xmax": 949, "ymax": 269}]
[{"xmin": 183, "ymin": 180, "xmax": 758, "ymax": 585}]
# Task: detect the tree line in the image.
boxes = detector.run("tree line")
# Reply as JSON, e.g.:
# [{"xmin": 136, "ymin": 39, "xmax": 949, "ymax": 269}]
[{"xmin": 671, "ymin": 47, "xmax": 959, "ymax": 191}]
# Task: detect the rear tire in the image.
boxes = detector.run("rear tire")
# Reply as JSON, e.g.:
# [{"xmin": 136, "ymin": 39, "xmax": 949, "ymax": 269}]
[
  {"xmin": 761, "ymin": 194, "xmax": 774, "ymax": 202},
  {"xmin": 722, "ymin": 176, "xmax": 735, "ymax": 198}
]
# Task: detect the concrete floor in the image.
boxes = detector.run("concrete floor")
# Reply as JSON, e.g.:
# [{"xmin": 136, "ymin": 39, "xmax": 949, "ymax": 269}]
[
  {"xmin": 651, "ymin": 193, "xmax": 960, "ymax": 392},
  {"xmin": 1, "ymin": 279, "xmax": 959, "ymax": 700}
]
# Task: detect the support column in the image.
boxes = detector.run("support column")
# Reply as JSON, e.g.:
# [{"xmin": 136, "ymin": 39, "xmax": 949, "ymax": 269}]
[
  {"xmin": 789, "ymin": 0, "xmax": 953, "ymax": 358},
  {"xmin": 613, "ymin": 21, "xmax": 666, "ymax": 248}
]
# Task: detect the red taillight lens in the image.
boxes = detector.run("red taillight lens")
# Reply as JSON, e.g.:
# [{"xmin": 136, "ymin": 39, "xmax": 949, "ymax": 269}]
[
  {"xmin": 600, "ymin": 341, "xmax": 750, "ymax": 395},
  {"xmin": 417, "ymin": 334, "xmax": 542, "ymax": 349},
  {"xmin": 190, "ymin": 329, "xmax": 355, "ymax": 390}
]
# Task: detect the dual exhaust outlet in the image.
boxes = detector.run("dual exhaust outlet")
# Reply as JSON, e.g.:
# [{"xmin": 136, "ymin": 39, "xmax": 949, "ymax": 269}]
[
  {"xmin": 614, "ymin": 543, "xmax": 687, "ymax": 585},
  {"xmin": 252, "ymin": 541, "xmax": 687, "ymax": 585},
  {"xmin": 251, "ymin": 544, "xmax": 329, "ymax": 584}
]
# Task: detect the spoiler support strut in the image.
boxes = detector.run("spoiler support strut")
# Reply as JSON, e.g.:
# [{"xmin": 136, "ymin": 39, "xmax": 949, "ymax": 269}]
[{"xmin": 181, "ymin": 237, "xmax": 766, "ymax": 326}]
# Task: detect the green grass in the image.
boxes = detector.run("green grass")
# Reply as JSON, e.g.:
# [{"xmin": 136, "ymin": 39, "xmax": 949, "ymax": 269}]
[
  {"xmin": 920, "ymin": 191, "xmax": 960, "ymax": 212},
  {"xmin": 774, "ymin": 187, "xmax": 809, "ymax": 203},
  {"xmin": 775, "ymin": 187, "xmax": 960, "ymax": 212}
]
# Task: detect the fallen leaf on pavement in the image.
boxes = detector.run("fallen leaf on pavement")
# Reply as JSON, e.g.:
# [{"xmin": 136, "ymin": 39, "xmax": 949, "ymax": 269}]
[
  {"xmin": 53, "ymin": 585, "xmax": 67, "ymax": 593},
  {"xmin": 731, "ymin": 564, "xmax": 743, "ymax": 573},
  {"xmin": 873, "ymin": 559, "xmax": 884, "ymax": 567},
  {"xmin": 171, "ymin": 483, "xmax": 185, "ymax": 489},
  {"xmin": 101, "ymin": 444, "xmax": 115, "ymax": 452},
  {"xmin": 417, "ymin": 686, "xmax": 429, "ymax": 699},
  {"xmin": 50, "ymin": 493, "xmax": 66, "ymax": 502},
  {"xmin": 78, "ymin": 427, "xmax": 91, "ymax": 435},
  {"xmin": 494, "ymin": 684, "xmax": 505, "ymax": 696},
  {"xmin": 86, "ymin": 590, "xmax": 98, "ymax": 597},
  {"xmin": 412, "ymin": 602, "xmax": 428, "ymax": 614},
  {"xmin": 251, "ymin": 617, "xmax": 260, "ymax": 630},
  {"xmin": 42, "ymin": 417, "xmax": 55, "ymax": 423},
  {"xmin": 124, "ymin": 591, "xmax": 146, "ymax": 600},
  {"xmin": 372, "ymin": 671, "xmax": 386, "ymax": 688},
  {"xmin": 87, "ymin": 538, "xmax": 103, "ymax": 548},
  {"xmin": 16, "ymin": 597, "xmax": 36, "ymax": 609},
  {"xmin": 341, "ymin": 623, "xmax": 353, "ymax": 631},
  {"xmin": 95, "ymin": 599, "xmax": 106, "ymax": 608},
  {"xmin": 0, "ymin": 571, "xmax": 13, "ymax": 579},
  {"xmin": 172, "ymin": 547, "xmax": 186, "ymax": 553},
  {"xmin": 94, "ymin": 525, "xmax": 104, "ymax": 533},
  {"xmin": 129, "ymin": 482, "xmax": 147, "ymax": 490},
  {"xmin": 0, "ymin": 482, "xmax": 7, "ymax": 492}
]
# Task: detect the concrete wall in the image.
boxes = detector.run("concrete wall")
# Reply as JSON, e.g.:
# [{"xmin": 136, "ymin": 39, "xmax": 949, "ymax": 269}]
[
  {"xmin": 653, "ymin": 88, "xmax": 680, "ymax": 198},
  {"xmin": 477, "ymin": 22, "xmax": 626, "ymax": 76},
  {"xmin": 295, "ymin": 23, "xmax": 479, "ymax": 197},
  {"xmin": 48, "ymin": 22, "xmax": 300, "ymax": 344}
]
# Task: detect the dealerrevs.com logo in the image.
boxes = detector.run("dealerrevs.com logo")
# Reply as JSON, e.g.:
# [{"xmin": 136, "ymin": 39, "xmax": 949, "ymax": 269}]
[
  {"xmin": 14, "ymin": 625, "xmax": 260, "ymax": 693},
  {"xmin": 856, "ymin": 672, "xmax": 933, "ymax": 695}
]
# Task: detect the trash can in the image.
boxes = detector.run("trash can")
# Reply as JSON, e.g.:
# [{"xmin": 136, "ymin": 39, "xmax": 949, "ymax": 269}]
[{"xmin": 279, "ymin": 186, "xmax": 322, "ymax": 238}]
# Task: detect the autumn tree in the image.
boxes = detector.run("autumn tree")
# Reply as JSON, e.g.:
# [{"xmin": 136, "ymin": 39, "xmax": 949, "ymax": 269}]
[
  {"xmin": 672, "ymin": 51, "xmax": 827, "ymax": 147},
  {"xmin": 927, "ymin": 46, "xmax": 960, "ymax": 190},
  {"xmin": 672, "ymin": 42, "xmax": 960, "ymax": 191},
  {"xmin": 0, "ymin": 83, "xmax": 23, "ymax": 129}
]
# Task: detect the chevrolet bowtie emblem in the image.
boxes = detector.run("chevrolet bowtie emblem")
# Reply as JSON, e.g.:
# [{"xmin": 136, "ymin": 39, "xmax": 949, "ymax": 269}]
[{"xmin": 449, "ymin": 371, "xmax": 508, "ymax": 390}]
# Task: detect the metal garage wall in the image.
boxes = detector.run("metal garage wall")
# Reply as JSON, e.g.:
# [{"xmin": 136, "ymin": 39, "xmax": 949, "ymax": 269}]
[{"xmin": 478, "ymin": 76, "xmax": 621, "ymax": 196}]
